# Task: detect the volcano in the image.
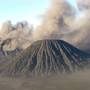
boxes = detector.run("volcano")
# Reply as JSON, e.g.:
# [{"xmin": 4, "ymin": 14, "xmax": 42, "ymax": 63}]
[{"xmin": 3, "ymin": 40, "xmax": 90, "ymax": 76}]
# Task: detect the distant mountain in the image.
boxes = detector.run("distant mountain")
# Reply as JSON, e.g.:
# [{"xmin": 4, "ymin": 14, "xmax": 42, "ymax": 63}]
[
  {"xmin": 0, "ymin": 48, "xmax": 21, "ymax": 56},
  {"xmin": 4, "ymin": 40, "xmax": 90, "ymax": 76},
  {"xmin": 0, "ymin": 38, "xmax": 22, "ymax": 56}
]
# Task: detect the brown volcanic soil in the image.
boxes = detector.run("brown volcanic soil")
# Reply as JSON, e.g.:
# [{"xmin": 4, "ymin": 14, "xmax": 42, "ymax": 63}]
[{"xmin": 0, "ymin": 70, "xmax": 90, "ymax": 90}]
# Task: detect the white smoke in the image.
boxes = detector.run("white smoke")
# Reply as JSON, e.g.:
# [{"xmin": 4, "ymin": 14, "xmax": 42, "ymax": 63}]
[
  {"xmin": 32, "ymin": 0, "xmax": 75, "ymax": 41},
  {"xmin": 0, "ymin": 0, "xmax": 90, "ymax": 52},
  {"xmin": 0, "ymin": 21, "xmax": 13, "ymax": 37},
  {"xmin": 77, "ymin": 0, "xmax": 90, "ymax": 11},
  {"xmin": 0, "ymin": 21, "xmax": 33, "ymax": 51},
  {"xmin": 62, "ymin": 0, "xmax": 90, "ymax": 51}
]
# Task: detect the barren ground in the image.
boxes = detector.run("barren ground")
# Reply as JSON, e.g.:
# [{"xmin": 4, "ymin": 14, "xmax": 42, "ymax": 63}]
[{"xmin": 0, "ymin": 70, "xmax": 90, "ymax": 90}]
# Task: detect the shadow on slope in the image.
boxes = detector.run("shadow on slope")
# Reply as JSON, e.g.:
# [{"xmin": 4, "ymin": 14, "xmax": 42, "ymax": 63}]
[{"xmin": 2, "ymin": 40, "xmax": 90, "ymax": 77}]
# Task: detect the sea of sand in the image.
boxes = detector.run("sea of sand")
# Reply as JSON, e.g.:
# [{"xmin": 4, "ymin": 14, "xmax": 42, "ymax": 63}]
[{"xmin": 0, "ymin": 69, "xmax": 90, "ymax": 90}]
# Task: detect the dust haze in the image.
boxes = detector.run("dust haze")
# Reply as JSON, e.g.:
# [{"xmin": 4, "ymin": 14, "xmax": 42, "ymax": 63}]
[
  {"xmin": 0, "ymin": 69, "xmax": 90, "ymax": 90},
  {"xmin": 0, "ymin": 0, "xmax": 90, "ymax": 90}
]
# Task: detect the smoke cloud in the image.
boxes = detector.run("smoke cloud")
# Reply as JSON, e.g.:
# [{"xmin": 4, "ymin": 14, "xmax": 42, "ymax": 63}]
[
  {"xmin": 77, "ymin": 0, "xmax": 90, "ymax": 10},
  {"xmin": 0, "ymin": 0, "xmax": 90, "ymax": 52},
  {"xmin": 32, "ymin": 0, "xmax": 75, "ymax": 41},
  {"xmin": 0, "ymin": 21, "xmax": 33, "ymax": 51},
  {"xmin": 62, "ymin": 0, "xmax": 90, "ymax": 51}
]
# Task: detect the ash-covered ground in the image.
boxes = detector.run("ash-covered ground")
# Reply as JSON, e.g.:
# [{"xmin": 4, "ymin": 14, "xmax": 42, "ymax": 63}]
[{"xmin": 0, "ymin": 70, "xmax": 90, "ymax": 90}]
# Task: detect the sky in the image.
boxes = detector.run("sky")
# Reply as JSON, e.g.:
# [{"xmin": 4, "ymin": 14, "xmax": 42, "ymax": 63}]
[{"xmin": 0, "ymin": 0, "xmax": 77, "ymax": 27}]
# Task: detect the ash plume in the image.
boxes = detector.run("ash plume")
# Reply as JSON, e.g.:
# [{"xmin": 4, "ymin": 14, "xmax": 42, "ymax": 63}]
[
  {"xmin": 32, "ymin": 0, "xmax": 75, "ymax": 41},
  {"xmin": 77, "ymin": 0, "xmax": 90, "ymax": 10},
  {"xmin": 0, "ymin": 21, "xmax": 13, "ymax": 37},
  {"xmin": 62, "ymin": 0, "xmax": 90, "ymax": 51},
  {"xmin": 0, "ymin": 21, "xmax": 33, "ymax": 52},
  {"xmin": 0, "ymin": 0, "xmax": 90, "ymax": 52}
]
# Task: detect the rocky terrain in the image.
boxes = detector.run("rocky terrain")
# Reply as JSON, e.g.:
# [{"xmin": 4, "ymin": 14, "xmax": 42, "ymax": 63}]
[{"xmin": 2, "ymin": 40, "xmax": 89, "ymax": 77}]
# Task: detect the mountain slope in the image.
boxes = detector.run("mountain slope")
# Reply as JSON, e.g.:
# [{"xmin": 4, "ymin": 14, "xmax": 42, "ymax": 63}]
[{"xmin": 4, "ymin": 40, "xmax": 90, "ymax": 76}]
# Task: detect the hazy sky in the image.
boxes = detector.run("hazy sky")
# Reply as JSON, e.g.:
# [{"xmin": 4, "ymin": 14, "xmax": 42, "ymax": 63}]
[{"xmin": 0, "ymin": 0, "xmax": 77, "ymax": 27}]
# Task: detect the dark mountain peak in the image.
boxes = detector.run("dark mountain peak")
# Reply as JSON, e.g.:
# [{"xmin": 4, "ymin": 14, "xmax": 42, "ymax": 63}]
[{"xmin": 5, "ymin": 40, "xmax": 90, "ymax": 76}]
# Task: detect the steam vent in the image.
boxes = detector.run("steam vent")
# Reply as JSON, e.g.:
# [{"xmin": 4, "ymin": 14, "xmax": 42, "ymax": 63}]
[{"xmin": 5, "ymin": 40, "xmax": 90, "ymax": 76}]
